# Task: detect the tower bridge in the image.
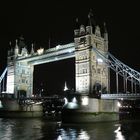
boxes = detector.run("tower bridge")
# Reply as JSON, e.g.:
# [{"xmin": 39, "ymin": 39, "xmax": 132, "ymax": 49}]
[
  {"xmin": 1, "ymin": 12, "xmax": 140, "ymax": 121},
  {"xmin": 0, "ymin": 14, "xmax": 140, "ymax": 101}
]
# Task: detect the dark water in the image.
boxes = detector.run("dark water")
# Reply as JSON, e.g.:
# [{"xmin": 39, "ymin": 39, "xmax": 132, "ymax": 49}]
[{"xmin": 0, "ymin": 118, "xmax": 140, "ymax": 140}]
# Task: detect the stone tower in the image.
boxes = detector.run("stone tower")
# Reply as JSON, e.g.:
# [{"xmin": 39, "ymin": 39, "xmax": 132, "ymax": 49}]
[
  {"xmin": 6, "ymin": 38, "xmax": 33, "ymax": 98},
  {"xmin": 74, "ymin": 15, "xmax": 109, "ymax": 97}
]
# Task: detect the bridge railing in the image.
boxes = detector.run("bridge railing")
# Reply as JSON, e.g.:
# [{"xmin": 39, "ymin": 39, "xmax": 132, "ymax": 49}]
[{"xmin": 101, "ymin": 93, "xmax": 140, "ymax": 99}]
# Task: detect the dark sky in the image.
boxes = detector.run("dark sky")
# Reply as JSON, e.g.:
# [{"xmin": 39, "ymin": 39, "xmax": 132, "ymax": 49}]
[{"xmin": 0, "ymin": 1, "xmax": 140, "ymax": 94}]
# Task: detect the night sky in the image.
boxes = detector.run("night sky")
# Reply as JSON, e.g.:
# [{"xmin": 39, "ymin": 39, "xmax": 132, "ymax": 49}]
[{"xmin": 0, "ymin": 1, "xmax": 140, "ymax": 94}]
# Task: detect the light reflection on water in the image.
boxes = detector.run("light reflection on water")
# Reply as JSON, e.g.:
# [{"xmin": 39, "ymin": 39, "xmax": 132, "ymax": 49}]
[{"xmin": 0, "ymin": 118, "xmax": 140, "ymax": 140}]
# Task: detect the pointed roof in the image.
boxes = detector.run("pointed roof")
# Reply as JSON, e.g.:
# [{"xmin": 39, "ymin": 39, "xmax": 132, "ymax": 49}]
[
  {"xmin": 87, "ymin": 9, "xmax": 96, "ymax": 27},
  {"xmin": 31, "ymin": 43, "xmax": 35, "ymax": 54},
  {"xmin": 15, "ymin": 39, "xmax": 18, "ymax": 49},
  {"xmin": 9, "ymin": 41, "xmax": 12, "ymax": 46},
  {"xmin": 75, "ymin": 17, "xmax": 80, "ymax": 29},
  {"xmin": 104, "ymin": 22, "xmax": 108, "ymax": 33}
]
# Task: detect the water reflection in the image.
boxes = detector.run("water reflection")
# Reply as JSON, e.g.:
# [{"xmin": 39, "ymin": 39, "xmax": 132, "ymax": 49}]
[
  {"xmin": 1, "ymin": 118, "xmax": 140, "ymax": 140},
  {"xmin": 54, "ymin": 122, "xmax": 117, "ymax": 140},
  {"xmin": 114, "ymin": 125, "xmax": 125, "ymax": 140}
]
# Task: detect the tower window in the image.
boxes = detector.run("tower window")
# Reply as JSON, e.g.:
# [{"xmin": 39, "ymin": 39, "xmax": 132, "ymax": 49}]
[
  {"xmin": 22, "ymin": 69, "xmax": 25, "ymax": 74},
  {"xmin": 97, "ymin": 68, "xmax": 101, "ymax": 74},
  {"xmin": 22, "ymin": 79, "xmax": 25, "ymax": 83},
  {"xmin": 80, "ymin": 37, "xmax": 86, "ymax": 44}
]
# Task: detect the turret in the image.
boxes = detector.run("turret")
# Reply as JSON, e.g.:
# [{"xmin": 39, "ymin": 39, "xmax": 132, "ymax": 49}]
[
  {"xmin": 8, "ymin": 41, "xmax": 12, "ymax": 56},
  {"xmin": 21, "ymin": 47, "xmax": 28, "ymax": 56},
  {"xmin": 14, "ymin": 39, "xmax": 19, "ymax": 56},
  {"xmin": 86, "ymin": 26, "xmax": 92, "ymax": 34},
  {"xmin": 74, "ymin": 18, "xmax": 80, "ymax": 37},
  {"xmin": 95, "ymin": 25, "xmax": 101, "ymax": 37},
  {"xmin": 103, "ymin": 22, "xmax": 108, "ymax": 51}
]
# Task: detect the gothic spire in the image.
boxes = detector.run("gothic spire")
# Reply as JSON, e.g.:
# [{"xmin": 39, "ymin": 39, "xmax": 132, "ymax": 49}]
[
  {"xmin": 14, "ymin": 39, "xmax": 19, "ymax": 55},
  {"xmin": 48, "ymin": 38, "xmax": 51, "ymax": 49},
  {"xmin": 88, "ymin": 9, "xmax": 96, "ymax": 27},
  {"xmin": 75, "ymin": 17, "xmax": 80, "ymax": 29},
  {"xmin": 64, "ymin": 81, "xmax": 68, "ymax": 91},
  {"xmin": 103, "ymin": 22, "xmax": 108, "ymax": 51},
  {"xmin": 104, "ymin": 22, "xmax": 108, "ymax": 33},
  {"xmin": 9, "ymin": 41, "xmax": 12, "ymax": 46},
  {"xmin": 31, "ymin": 43, "xmax": 35, "ymax": 54}
]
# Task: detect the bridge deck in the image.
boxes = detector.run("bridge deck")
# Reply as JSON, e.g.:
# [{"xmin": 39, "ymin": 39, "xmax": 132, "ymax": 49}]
[{"xmin": 101, "ymin": 93, "xmax": 140, "ymax": 100}]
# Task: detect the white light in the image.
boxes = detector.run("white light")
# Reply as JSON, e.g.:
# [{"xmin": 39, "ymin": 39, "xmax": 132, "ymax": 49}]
[
  {"xmin": 68, "ymin": 49, "xmax": 72, "ymax": 53},
  {"xmin": 82, "ymin": 96, "xmax": 89, "ymax": 106},
  {"xmin": 64, "ymin": 82, "xmax": 68, "ymax": 91},
  {"xmin": 0, "ymin": 100, "xmax": 3, "ymax": 108},
  {"xmin": 72, "ymin": 97, "xmax": 77, "ymax": 103},
  {"xmin": 56, "ymin": 45, "xmax": 61, "ymax": 49},
  {"xmin": 117, "ymin": 101, "xmax": 121, "ymax": 107},
  {"xmin": 64, "ymin": 97, "xmax": 68, "ymax": 105},
  {"xmin": 97, "ymin": 58, "xmax": 103, "ymax": 63},
  {"xmin": 66, "ymin": 102, "xmax": 78, "ymax": 109},
  {"xmin": 35, "ymin": 101, "xmax": 42, "ymax": 105},
  {"xmin": 37, "ymin": 48, "xmax": 44, "ymax": 55},
  {"xmin": 57, "ymin": 135, "xmax": 62, "ymax": 140}
]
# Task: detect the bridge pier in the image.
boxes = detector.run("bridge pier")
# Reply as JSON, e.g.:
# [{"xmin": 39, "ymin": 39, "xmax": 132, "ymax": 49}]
[{"xmin": 62, "ymin": 94, "xmax": 119, "ymax": 123}]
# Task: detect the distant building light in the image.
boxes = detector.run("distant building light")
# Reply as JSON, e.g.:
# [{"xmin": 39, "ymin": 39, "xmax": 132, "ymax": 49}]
[
  {"xmin": 37, "ymin": 48, "xmax": 44, "ymax": 55},
  {"xmin": 72, "ymin": 97, "xmax": 77, "ymax": 103},
  {"xmin": 64, "ymin": 82, "xmax": 68, "ymax": 91},
  {"xmin": 82, "ymin": 96, "xmax": 89, "ymax": 106},
  {"xmin": 97, "ymin": 58, "xmax": 103, "ymax": 63}
]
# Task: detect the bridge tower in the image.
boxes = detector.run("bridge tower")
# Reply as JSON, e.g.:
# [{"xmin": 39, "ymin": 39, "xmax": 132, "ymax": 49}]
[
  {"xmin": 6, "ymin": 37, "xmax": 33, "ymax": 98},
  {"xmin": 74, "ymin": 16, "xmax": 109, "ymax": 96}
]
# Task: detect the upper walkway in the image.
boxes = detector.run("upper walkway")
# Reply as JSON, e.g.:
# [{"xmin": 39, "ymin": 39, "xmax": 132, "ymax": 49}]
[
  {"xmin": 17, "ymin": 43, "xmax": 75, "ymax": 65},
  {"xmin": 101, "ymin": 93, "xmax": 140, "ymax": 100}
]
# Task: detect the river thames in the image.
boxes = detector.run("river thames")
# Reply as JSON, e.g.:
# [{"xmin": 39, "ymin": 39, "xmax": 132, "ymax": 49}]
[{"xmin": 0, "ymin": 117, "xmax": 140, "ymax": 140}]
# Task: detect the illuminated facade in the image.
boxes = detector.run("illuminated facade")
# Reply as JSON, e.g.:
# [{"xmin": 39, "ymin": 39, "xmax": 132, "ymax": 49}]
[
  {"xmin": 74, "ymin": 24, "xmax": 109, "ymax": 95},
  {"xmin": 6, "ymin": 18, "xmax": 109, "ymax": 98}
]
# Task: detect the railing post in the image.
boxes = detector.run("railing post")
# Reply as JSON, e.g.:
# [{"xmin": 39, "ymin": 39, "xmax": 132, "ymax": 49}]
[
  {"xmin": 131, "ymin": 77, "xmax": 133, "ymax": 93},
  {"xmin": 123, "ymin": 71, "xmax": 126, "ymax": 93},
  {"xmin": 139, "ymin": 80, "xmax": 140, "ymax": 93},
  {"xmin": 116, "ymin": 67, "xmax": 119, "ymax": 94},
  {"xmin": 134, "ymin": 82, "xmax": 137, "ymax": 93},
  {"xmin": 126, "ymin": 77, "xmax": 128, "ymax": 93}
]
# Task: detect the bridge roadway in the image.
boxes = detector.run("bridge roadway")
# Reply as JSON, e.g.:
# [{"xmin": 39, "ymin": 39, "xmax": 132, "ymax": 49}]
[
  {"xmin": 101, "ymin": 93, "xmax": 140, "ymax": 100},
  {"xmin": 18, "ymin": 93, "xmax": 140, "ymax": 102}
]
